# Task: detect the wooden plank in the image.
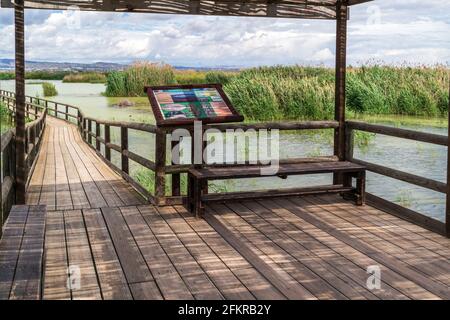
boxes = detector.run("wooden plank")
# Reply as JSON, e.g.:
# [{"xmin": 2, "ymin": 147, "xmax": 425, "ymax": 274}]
[
  {"xmin": 283, "ymin": 197, "xmax": 449, "ymax": 299},
  {"xmin": 43, "ymin": 211, "xmax": 71, "ymax": 300},
  {"xmin": 38, "ymin": 126, "xmax": 56, "ymax": 210},
  {"xmin": 26, "ymin": 127, "xmax": 49, "ymax": 205},
  {"xmin": 254, "ymin": 198, "xmax": 407, "ymax": 300},
  {"xmin": 230, "ymin": 200, "xmax": 379, "ymax": 300},
  {"xmin": 315, "ymin": 195, "xmax": 450, "ymax": 287},
  {"xmin": 190, "ymin": 161, "xmax": 364, "ymax": 179},
  {"xmin": 62, "ymin": 126, "xmax": 108, "ymax": 209},
  {"xmin": 206, "ymin": 203, "xmax": 317, "ymax": 300},
  {"xmin": 141, "ymin": 205, "xmax": 255, "ymax": 300},
  {"xmin": 53, "ymin": 126, "xmax": 73, "ymax": 210},
  {"xmin": 100, "ymin": 207, "xmax": 153, "ymax": 285},
  {"xmin": 64, "ymin": 209, "xmax": 101, "ymax": 299},
  {"xmin": 83, "ymin": 209, "xmax": 133, "ymax": 300},
  {"xmin": 58, "ymin": 126, "xmax": 90, "ymax": 209},
  {"xmin": 209, "ymin": 202, "xmax": 348, "ymax": 300},
  {"xmin": 0, "ymin": 205, "xmax": 29, "ymax": 299},
  {"xmin": 120, "ymin": 206, "xmax": 194, "ymax": 300},
  {"xmin": 173, "ymin": 205, "xmax": 286, "ymax": 300},
  {"xmin": 71, "ymin": 125, "xmax": 143, "ymax": 206},
  {"xmin": 66, "ymin": 126, "xmax": 124, "ymax": 208},
  {"xmin": 129, "ymin": 281, "xmax": 163, "ymax": 300},
  {"xmin": 9, "ymin": 205, "xmax": 46, "ymax": 300}
]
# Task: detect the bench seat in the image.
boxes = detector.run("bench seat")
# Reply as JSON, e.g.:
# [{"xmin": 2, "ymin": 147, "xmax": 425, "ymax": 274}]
[
  {"xmin": 189, "ymin": 161, "xmax": 365, "ymax": 180},
  {"xmin": 187, "ymin": 161, "xmax": 366, "ymax": 217}
]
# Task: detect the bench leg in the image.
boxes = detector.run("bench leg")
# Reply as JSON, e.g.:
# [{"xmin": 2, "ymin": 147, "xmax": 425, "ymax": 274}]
[
  {"xmin": 193, "ymin": 178, "xmax": 205, "ymax": 218},
  {"xmin": 356, "ymin": 171, "xmax": 366, "ymax": 206},
  {"xmin": 187, "ymin": 173, "xmax": 194, "ymax": 212}
]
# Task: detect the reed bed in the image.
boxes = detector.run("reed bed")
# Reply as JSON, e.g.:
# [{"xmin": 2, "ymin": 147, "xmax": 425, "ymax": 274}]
[
  {"xmin": 103, "ymin": 63, "xmax": 450, "ymax": 121},
  {"xmin": 62, "ymin": 72, "xmax": 106, "ymax": 83}
]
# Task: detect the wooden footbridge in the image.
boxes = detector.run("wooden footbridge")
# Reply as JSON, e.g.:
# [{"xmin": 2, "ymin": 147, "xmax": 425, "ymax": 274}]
[{"xmin": 1, "ymin": 0, "xmax": 450, "ymax": 300}]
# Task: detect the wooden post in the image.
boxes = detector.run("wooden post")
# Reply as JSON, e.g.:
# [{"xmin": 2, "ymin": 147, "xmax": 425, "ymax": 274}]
[
  {"xmin": 105, "ymin": 124, "xmax": 111, "ymax": 161},
  {"xmin": 65, "ymin": 105, "xmax": 69, "ymax": 121},
  {"xmin": 95, "ymin": 122, "xmax": 101, "ymax": 151},
  {"xmin": 171, "ymin": 139, "xmax": 181, "ymax": 197},
  {"xmin": 154, "ymin": 128, "xmax": 166, "ymax": 205},
  {"xmin": 343, "ymin": 126, "xmax": 354, "ymax": 188},
  {"xmin": 88, "ymin": 119, "xmax": 92, "ymax": 145},
  {"xmin": 121, "ymin": 127, "xmax": 129, "ymax": 174},
  {"xmin": 446, "ymin": 84, "xmax": 450, "ymax": 237},
  {"xmin": 333, "ymin": 1, "xmax": 348, "ymax": 184},
  {"xmin": 14, "ymin": 0, "xmax": 26, "ymax": 204}
]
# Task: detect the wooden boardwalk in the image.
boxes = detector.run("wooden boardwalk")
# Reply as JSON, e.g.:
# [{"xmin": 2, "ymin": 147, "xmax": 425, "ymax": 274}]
[{"xmin": 1, "ymin": 118, "xmax": 450, "ymax": 300}]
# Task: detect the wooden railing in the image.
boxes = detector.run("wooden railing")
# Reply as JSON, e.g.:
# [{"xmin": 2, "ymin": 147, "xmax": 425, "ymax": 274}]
[
  {"xmin": 0, "ymin": 89, "xmax": 340, "ymax": 208},
  {"xmin": 346, "ymin": 121, "xmax": 449, "ymax": 235},
  {"xmin": 2, "ymin": 88, "xmax": 448, "ymax": 237},
  {"xmin": 0, "ymin": 91, "xmax": 47, "ymax": 233}
]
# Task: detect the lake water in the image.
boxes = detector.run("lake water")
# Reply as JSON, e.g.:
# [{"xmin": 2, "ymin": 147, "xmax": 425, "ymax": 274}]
[{"xmin": 0, "ymin": 80, "xmax": 448, "ymax": 222}]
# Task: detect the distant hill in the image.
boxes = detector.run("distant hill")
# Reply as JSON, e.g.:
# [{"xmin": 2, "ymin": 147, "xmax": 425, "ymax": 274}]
[
  {"xmin": 0, "ymin": 59, "xmax": 126, "ymax": 71},
  {"xmin": 0, "ymin": 59, "xmax": 240, "ymax": 72}
]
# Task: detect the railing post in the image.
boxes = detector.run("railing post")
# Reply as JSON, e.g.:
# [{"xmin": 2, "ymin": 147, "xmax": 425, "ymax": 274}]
[
  {"xmin": 446, "ymin": 84, "xmax": 450, "ymax": 238},
  {"xmin": 88, "ymin": 119, "xmax": 92, "ymax": 145},
  {"xmin": 34, "ymin": 105, "xmax": 38, "ymax": 119},
  {"xmin": 65, "ymin": 105, "xmax": 69, "ymax": 121},
  {"xmin": 105, "ymin": 124, "xmax": 111, "ymax": 161},
  {"xmin": 171, "ymin": 138, "xmax": 181, "ymax": 197},
  {"xmin": 96, "ymin": 122, "xmax": 101, "ymax": 151},
  {"xmin": 77, "ymin": 110, "xmax": 82, "ymax": 132},
  {"xmin": 83, "ymin": 118, "xmax": 87, "ymax": 141},
  {"xmin": 121, "ymin": 127, "xmax": 129, "ymax": 174},
  {"xmin": 154, "ymin": 128, "xmax": 166, "ymax": 205}
]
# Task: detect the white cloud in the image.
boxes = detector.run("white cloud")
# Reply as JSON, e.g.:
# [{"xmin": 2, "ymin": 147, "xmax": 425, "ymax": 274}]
[{"xmin": 0, "ymin": 0, "xmax": 448, "ymax": 67}]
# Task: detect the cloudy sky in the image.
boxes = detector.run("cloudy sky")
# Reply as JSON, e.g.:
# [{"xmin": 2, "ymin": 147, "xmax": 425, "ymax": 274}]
[{"xmin": 0, "ymin": 0, "xmax": 449, "ymax": 67}]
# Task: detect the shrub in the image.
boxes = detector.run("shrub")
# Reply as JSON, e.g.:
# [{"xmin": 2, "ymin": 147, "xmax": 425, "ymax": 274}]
[{"xmin": 42, "ymin": 82, "xmax": 58, "ymax": 97}]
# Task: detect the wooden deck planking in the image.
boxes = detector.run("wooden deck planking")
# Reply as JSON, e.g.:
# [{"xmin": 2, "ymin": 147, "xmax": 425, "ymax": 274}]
[{"xmin": 1, "ymin": 117, "xmax": 449, "ymax": 300}]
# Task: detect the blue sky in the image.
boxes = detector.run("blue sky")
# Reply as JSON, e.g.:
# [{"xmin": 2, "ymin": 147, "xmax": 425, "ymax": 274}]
[{"xmin": 0, "ymin": 0, "xmax": 449, "ymax": 67}]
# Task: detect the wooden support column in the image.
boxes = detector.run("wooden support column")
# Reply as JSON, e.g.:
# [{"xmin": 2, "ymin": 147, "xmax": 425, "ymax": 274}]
[
  {"xmin": 14, "ymin": 0, "xmax": 26, "ymax": 204},
  {"xmin": 104, "ymin": 124, "xmax": 111, "ymax": 161},
  {"xmin": 333, "ymin": 1, "xmax": 348, "ymax": 184},
  {"xmin": 446, "ymin": 84, "xmax": 450, "ymax": 237}
]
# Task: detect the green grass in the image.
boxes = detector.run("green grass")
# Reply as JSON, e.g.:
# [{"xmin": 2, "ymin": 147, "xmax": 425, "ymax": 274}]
[
  {"xmin": 42, "ymin": 82, "xmax": 58, "ymax": 97},
  {"xmin": 63, "ymin": 72, "xmax": 106, "ymax": 83}
]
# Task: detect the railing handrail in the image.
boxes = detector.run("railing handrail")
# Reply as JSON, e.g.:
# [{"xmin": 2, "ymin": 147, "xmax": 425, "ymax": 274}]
[{"xmin": 346, "ymin": 120, "xmax": 448, "ymax": 146}]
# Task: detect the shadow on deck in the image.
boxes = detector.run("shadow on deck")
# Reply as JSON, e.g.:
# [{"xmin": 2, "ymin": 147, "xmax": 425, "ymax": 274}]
[{"xmin": 1, "ymin": 194, "xmax": 450, "ymax": 300}]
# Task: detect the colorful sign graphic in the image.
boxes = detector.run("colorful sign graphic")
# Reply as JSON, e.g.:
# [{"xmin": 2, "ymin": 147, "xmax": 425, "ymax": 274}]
[{"xmin": 153, "ymin": 88, "xmax": 234, "ymax": 120}]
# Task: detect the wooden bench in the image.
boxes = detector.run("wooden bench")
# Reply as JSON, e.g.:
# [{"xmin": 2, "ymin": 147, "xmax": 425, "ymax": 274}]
[{"xmin": 187, "ymin": 161, "xmax": 366, "ymax": 217}]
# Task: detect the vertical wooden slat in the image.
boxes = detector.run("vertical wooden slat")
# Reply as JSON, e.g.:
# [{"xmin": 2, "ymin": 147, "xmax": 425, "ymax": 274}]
[
  {"xmin": 333, "ymin": 1, "xmax": 347, "ymax": 184},
  {"xmin": 171, "ymin": 139, "xmax": 180, "ymax": 196},
  {"xmin": 121, "ymin": 126, "xmax": 129, "ymax": 174},
  {"xmin": 14, "ymin": 0, "xmax": 26, "ymax": 204},
  {"xmin": 154, "ymin": 128, "xmax": 166, "ymax": 205},
  {"xmin": 105, "ymin": 124, "xmax": 111, "ymax": 161},
  {"xmin": 65, "ymin": 105, "xmax": 69, "ymax": 121},
  {"xmin": 446, "ymin": 84, "xmax": 450, "ymax": 238},
  {"xmin": 88, "ymin": 119, "xmax": 92, "ymax": 145},
  {"xmin": 95, "ymin": 122, "xmax": 101, "ymax": 151}
]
